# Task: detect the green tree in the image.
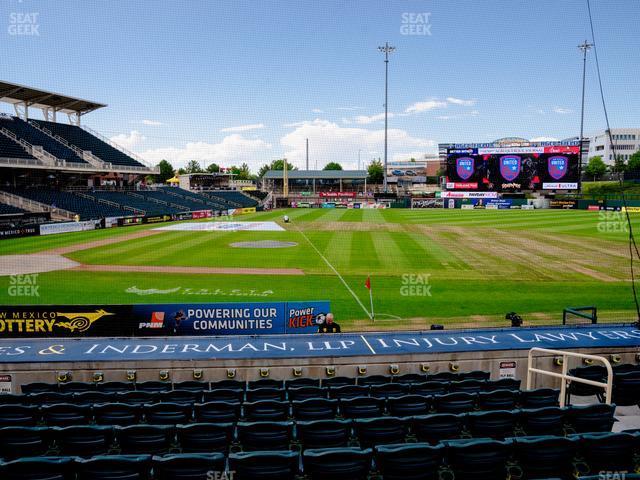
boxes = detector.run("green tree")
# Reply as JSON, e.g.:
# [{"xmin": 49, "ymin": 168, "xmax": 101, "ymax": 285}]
[
  {"xmin": 258, "ymin": 159, "xmax": 297, "ymax": 177},
  {"xmin": 230, "ymin": 163, "xmax": 251, "ymax": 180},
  {"xmin": 611, "ymin": 155, "xmax": 627, "ymax": 175},
  {"xmin": 585, "ymin": 156, "xmax": 607, "ymax": 181},
  {"xmin": 627, "ymin": 150, "xmax": 640, "ymax": 174},
  {"xmin": 155, "ymin": 159, "xmax": 175, "ymax": 183},
  {"xmin": 323, "ymin": 162, "xmax": 343, "ymax": 171},
  {"xmin": 206, "ymin": 163, "xmax": 220, "ymax": 173},
  {"xmin": 185, "ymin": 160, "xmax": 204, "ymax": 174},
  {"xmin": 367, "ymin": 158, "xmax": 384, "ymax": 184},
  {"xmin": 177, "ymin": 167, "xmax": 186, "ymax": 175}
]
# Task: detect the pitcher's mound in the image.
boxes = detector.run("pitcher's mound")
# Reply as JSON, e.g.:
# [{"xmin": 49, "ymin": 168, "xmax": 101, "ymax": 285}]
[
  {"xmin": 0, "ymin": 254, "xmax": 80, "ymax": 276},
  {"xmin": 230, "ymin": 240, "xmax": 298, "ymax": 249}
]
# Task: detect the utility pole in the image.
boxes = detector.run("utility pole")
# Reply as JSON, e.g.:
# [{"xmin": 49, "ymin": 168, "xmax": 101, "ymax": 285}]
[
  {"xmin": 578, "ymin": 40, "xmax": 593, "ymax": 176},
  {"xmin": 306, "ymin": 138, "xmax": 309, "ymax": 171},
  {"xmin": 378, "ymin": 42, "xmax": 395, "ymax": 193}
]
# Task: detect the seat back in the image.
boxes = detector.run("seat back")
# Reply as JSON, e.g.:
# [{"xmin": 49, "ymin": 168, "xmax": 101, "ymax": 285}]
[
  {"xmin": 0, "ymin": 456, "xmax": 74, "ymax": 480},
  {"xmin": 567, "ymin": 403, "xmax": 615, "ymax": 433},
  {"xmin": 291, "ymin": 398, "xmax": 338, "ymax": 420},
  {"xmin": 194, "ymin": 401, "xmax": 241, "ymax": 423},
  {"xmin": 411, "ymin": 414, "xmax": 463, "ymax": 444},
  {"xmin": 54, "ymin": 425, "xmax": 113, "ymax": 457},
  {"xmin": 375, "ymin": 443, "xmax": 444, "ymax": 480},
  {"xmin": 445, "ymin": 439, "xmax": 511, "ymax": 480},
  {"xmin": 229, "ymin": 450, "xmax": 299, "ymax": 480},
  {"xmin": 236, "ymin": 421, "xmax": 293, "ymax": 451},
  {"xmin": 339, "ymin": 397, "xmax": 385, "ymax": 419},
  {"xmin": 75, "ymin": 454, "xmax": 152, "ymax": 480},
  {"xmin": 354, "ymin": 416, "xmax": 408, "ymax": 448},
  {"xmin": 116, "ymin": 425, "xmax": 174, "ymax": 455},
  {"xmin": 244, "ymin": 400, "xmax": 289, "ymax": 422},
  {"xmin": 0, "ymin": 426, "xmax": 50, "ymax": 459},
  {"xmin": 176, "ymin": 422, "xmax": 234, "ymax": 453},
  {"xmin": 302, "ymin": 447, "xmax": 373, "ymax": 480},
  {"xmin": 152, "ymin": 453, "xmax": 225, "ymax": 480},
  {"xmin": 387, "ymin": 394, "xmax": 431, "ymax": 417},
  {"xmin": 297, "ymin": 419, "xmax": 352, "ymax": 449}
]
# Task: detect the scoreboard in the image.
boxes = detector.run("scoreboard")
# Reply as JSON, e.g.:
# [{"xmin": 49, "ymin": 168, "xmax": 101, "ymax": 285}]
[{"xmin": 446, "ymin": 143, "xmax": 580, "ymax": 192}]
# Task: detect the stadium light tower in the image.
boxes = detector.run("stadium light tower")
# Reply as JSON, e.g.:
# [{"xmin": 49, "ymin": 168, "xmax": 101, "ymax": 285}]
[
  {"xmin": 578, "ymin": 40, "xmax": 593, "ymax": 172},
  {"xmin": 378, "ymin": 42, "xmax": 395, "ymax": 193}
]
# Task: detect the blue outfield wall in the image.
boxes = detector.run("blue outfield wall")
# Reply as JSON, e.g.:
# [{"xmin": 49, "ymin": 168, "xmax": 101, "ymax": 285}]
[{"xmin": 0, "ymin": 324, "xmax": 638, "ymax": 364}]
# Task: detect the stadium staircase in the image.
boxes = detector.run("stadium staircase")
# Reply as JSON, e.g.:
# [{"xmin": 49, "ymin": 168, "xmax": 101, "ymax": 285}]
[{"xmin": 0, "ymin": 366, "xmax": 638, "ymax": 478}]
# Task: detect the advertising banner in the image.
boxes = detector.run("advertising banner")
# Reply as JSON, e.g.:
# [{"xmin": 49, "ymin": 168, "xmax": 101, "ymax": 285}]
[
  {"xmin": 0, "ymin": 301, "xmax": 330, "ymax": 338},
  {"xmin": 191, "ymin": 210, "xmax": 213, "ymax": 219},
  {"xmin": 39, "ymin": 220, "xmax": 99, "ymax": 236},
  {"xmin": 0, "ymin": 225, "xmax": 39, "ymax": 240},
  {"xmin": 319, "ymin": 192, "xmax": 357, "ymax": 198},
  {"xmin": 549, "ymin": 199, "xmax": 578, "ymax": 209}
]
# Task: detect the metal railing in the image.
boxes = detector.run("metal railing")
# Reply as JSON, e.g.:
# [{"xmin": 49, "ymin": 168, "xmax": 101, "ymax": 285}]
[
  {"xmin": 526, "ymin": 347, "xmax": 613, "ymax": 407},
  {"xmin": 81, "ymin": 124, "xmax": 157, "ymax": 171}
]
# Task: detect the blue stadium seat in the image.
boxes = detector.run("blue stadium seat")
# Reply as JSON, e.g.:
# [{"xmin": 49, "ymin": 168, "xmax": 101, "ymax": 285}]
[
  {"xmin": 248, "ymin": 379, "xmax": 283, "ymax": 390},
  {"xmin": 210, "ymin": 380, "xmax": 246, "ymax": 391},
  {"xmin": 243, "ymin": 400, "xmax": 289, "ymax": 422},
  {"xmin": 94, "ymin": 403, "xmax": 143, "ymax": 426},
  {"xmin": 285, "ymin": 378, "xmax": 321, "ymax": 389},
  {"xmin": 116, "ymin": 391, "xmax": 158, "ymax": 406},
  {"xmin": 202, "ymin": 388, "xmax": 244, "ymax": 403},
  {"xmin": 74, "ymin": 454, "xmax": 152, "ymax": 480},
  {"xmin": 296, "ymin": 419, "xmax": 352, "ymax": 449},
  {"xmin": 302, "ymin": 447, "xmax": 373, "ymax": 480},
  {"xmin": 0, "ymin": 405, "xmax": 39, "ymax": 426},
  {"xmin": 143, "ymin": 402, "xmax": 192, "ymax": 425},
  {"xmin": 41, "ymin": 403, "xmax": 91, "ymax": 426},
  {"xmin": 477, "ymin": 389, "xmax": 518, "ymax": 411},
  {"xmin": 567, "ymin": 365, "xmax": 607, "ymax": 403},
  {"xmin": 427, "ymin": 372, "xmax": 459, "ymax": 382},
  {"xmin": 96, "ymin": 382, "xmax": 135, "ymax": 393},
  {"xmin": 393, "ymin": 373, "xmax": 428, "ymax": 385},
  {"xmin": 512, "ymin": 435, "xmax": 578, "ymax": 480},
  {"xmin": 466, "ymin": 410, "xmax": 517, "ymax": 439},
  {"xmin": 287, "ymin": 386, "xmax": 326, "ymax": 401},
  {"xmin": 172, "ymin": 381, "xmax": 210, "ymax": 393},
  {"xmin": 116, "ymin": 425, "xmax": 175, "ymax": 455},
  {"xmin": 176, "ymin": 423, "xmax": 234, "ymax": 454},
  {"xmin": 291, "ymin": 398, "xmax": 338, "ymax": 420},
  {"xmin": 387, "ymin": 394, "xmax": 431, "ymax": 417},
  {"xmin": 339, "ymin": 397, "xmax": 385, "ymax": 419},
  {"xmin": 411, "ymin": 413, "xmax": 464, "ymax": 444},
  {"xmin": 432, "ymin": 392, "xmax": 476, "ymax": 413},
  {"xmin": 353, "ymin": 416, "xmax": 408, "ymax": 447},
  {"xmin": 236, "ymin": 421, "xmax": 294, "ymax": 451},
  {"xmin": 0, "ymin": 426, "xmax": 51, "ymax": 460},
  {"xmin": 194, "ymin": 401, "xmax": 241, "ymax": 423},
  {"xmin": 566, "ymin": 403, "xmax": 615, "ymax": 433},
  {"xmin": 245, "ymin": 388, "xmax": 285, "ymax": 402},
  {"xmin": 58, "ymin": 382, "xmax": 95, "ymax": 394},
  {"xmin": 152, "ymin": 453, "xmax": 225, "ymax": 480},
  {"xmin": 449, "ymin": 379, "xmax": 486, "ymax": 394},
  {"xmin": 462, "ymin": 370, "xmax": 491, "ymax": 381},
  {"xmin": 374, "ymin": 443, "xmax": 444, "ymax": 480},
  {"xmin": 369, "ymin": 383, "xmax": 410, "ymax": 399},
  {"xmin": 229, "ymin": 450, "xmax": 299, "ymax": 480},
  {"xmin": 29, "ymin": 393, "xmax": 73, "ymax": 405},
  {"xmin": 159, "ymin": 389, "xmax": 202, "ymax": 404},
  {"xmin": 0, "ymin": 394, "xmax": 25, "ymax": 405},
  {"xmin": 72, "ymin": 391, "xmax": 114, "ymax": 405},
  {"xmin": 410, "ymin": 381, "xmax": 448, "ymax": 396},
  {"xmin": 328, "ymin": 385, "xmax": 369, "ymax": 400},
  {"xmin": 519, "ymin": 388, "xmax": 560, "ymax": 409},
  {"xmin": 444, "ymin": 438, "xmax": 511, "ymax": 480},
  {"xmin": 135, "ymin": 381, "xmax": 172, "ymax": 393},
  {"xmin": 520, "ymin": 406, "xmax": 566, "ymax": 436},
  {"xmin": 357, "ymin": 375, "xmax": 392, "ymax": 386},
  {"xmin": 484, "ymin": 378, "xmax": 521, "ymax": 392},
  {"xmin": 612, "ymin": 370, "xmax": 640, "ymax": 406},
  {"xmin": 322, "ymin": 377, "xmax": 356, "ymax": 388},
  {"xmin": 579, "ymin": 432, "xmax": 638, "ymax": 477},
  {"xmin": 21, "ymin": 383, "xmax": 58, "ymax": 395},
  {"xmin": 53, "ymin": 425, "xmax": 114, "ymax": 457},
  {"xmin": 0, "ymin": 456, "xmax": 75, "ymax": 480}
]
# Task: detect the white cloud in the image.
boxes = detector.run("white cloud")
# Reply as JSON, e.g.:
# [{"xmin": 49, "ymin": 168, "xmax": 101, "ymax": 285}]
[
  {"xmin": 404, "ymin": 99, "xmax": 448, "ymax": 114},
  {"xmin": 139, "ymin": 134, "xmax": 272, "ymax": 169},
  {"xmin": 530, "ymin": 136, "xmax": 559, "ymax": 142},
  {"xmin": 446, "ymin": 97, "xmax": 476, "ymax": 106},
  {"xmin": 312, "ymin": 109, "xmax": 324, "ymax": 114},
  {"xmin": 220, "ymin": 123, "xmax": 265, "ymax": 133},
  {"xmin": 437, "ymin": 110, "xmax": 480, "ymax": 120},
  {"xmin": 142, "ymin": 119, "xmax": 163, "ymax": 126},
  {"xmin": 354, "ymin": 112, "xmax": 395, "ymax": 124},
  {"xmin": 336, "ymin": 106, "xmax": 363, "ymax": 111},
  {"xmin": 553, "ymin": 106, "xmax": 573, "ymax": 114},
  {"xmin": 110, "ymin": 130, "xmax": 146, "ymax": 149},
  {"xmin": 280, "ymin": 119, "xmax": 436, "ymax": 169}
]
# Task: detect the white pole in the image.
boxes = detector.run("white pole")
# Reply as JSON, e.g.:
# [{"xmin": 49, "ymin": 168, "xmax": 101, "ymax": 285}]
[{"xmin": 368, "ymin": 274, "xmax": 375, "ymax": 321}]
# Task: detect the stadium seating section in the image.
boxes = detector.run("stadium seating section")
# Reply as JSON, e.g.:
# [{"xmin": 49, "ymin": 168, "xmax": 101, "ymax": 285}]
[
  {"xmin": 0, "ymin": 203, "xmax": 26, "ymax": 215},
  {"xmin": 1, "ymin": 367, "xmax": 638, "ymax": 479},
  {"xmin": 31, "ymin": 119, "xmax": 146, "ymax": 168},
  {"xmin": 0, "ymin": 130, "xmax": 36, "ymax": 160},
  {"xmin": 0, "ymin": 116, "xmax": 87, "ymax": 164}
]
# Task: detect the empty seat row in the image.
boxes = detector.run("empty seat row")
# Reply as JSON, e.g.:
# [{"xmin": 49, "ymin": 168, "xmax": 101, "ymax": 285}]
[
  {"xmin": 2, "ymin": 431, "xmax": 639, "ymax": 480},
  {"xmin": 0, "ymin": 404, "xmax": 616, "ymax": 457},
  {"xmin": 11, "ymin": 380, "xmax": 522, "ymax": 406},
  {"xmin": 569, "ymin": 364, "xmax": 640, "ymax": 406},
  {"xmin": 0, "ymin": 389, "xmax": 561, "ymax": 426},
  {"xmin": 21, "ymin": 372, "xmax": 494, "ymax": 394}
]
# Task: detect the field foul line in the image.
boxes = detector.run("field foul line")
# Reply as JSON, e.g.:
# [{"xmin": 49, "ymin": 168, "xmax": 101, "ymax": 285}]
[
  {"xmin": 360, "ymin": 335, "xmax": 377, "ymax": 354},
  {"xmin": 294, "ymin": 226, "xmax": 373, "ymax": 319}
]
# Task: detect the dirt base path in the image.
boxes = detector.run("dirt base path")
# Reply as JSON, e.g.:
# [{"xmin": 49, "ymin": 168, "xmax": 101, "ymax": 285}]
[
  {"xmin": 72, "ymin": 264, "xmax": 304, "ymax": 275},
  {"xmin": 46, "ymin": 230, "xmax": 164, "ymax": 255}
]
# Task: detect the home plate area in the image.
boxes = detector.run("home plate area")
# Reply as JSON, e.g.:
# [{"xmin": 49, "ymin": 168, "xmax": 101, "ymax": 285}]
[{"xmin": 154, "ymin": 221, "xmax": 285, "ymax": 232}]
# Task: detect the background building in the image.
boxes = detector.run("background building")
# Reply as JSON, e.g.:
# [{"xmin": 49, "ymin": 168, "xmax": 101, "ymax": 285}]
[{"xmin": 587, "ymin": 128, "xmax": 640, "ymax": 164}]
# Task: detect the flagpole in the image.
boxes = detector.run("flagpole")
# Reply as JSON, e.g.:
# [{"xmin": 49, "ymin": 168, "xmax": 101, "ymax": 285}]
[{"xmin": 368, "ymin": 274, "xmax": 375, "ymax": 321}]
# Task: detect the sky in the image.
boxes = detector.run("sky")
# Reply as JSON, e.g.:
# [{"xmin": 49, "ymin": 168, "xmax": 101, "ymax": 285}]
[{"xmin": 1, "ymin": 0, "xmax": 639, "ymax": 171}]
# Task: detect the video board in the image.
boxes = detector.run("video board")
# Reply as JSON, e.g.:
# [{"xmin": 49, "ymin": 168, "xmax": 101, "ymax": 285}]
[{"xmin": 445, "ymin": 143, "xmax": 580, "ymax": 191}]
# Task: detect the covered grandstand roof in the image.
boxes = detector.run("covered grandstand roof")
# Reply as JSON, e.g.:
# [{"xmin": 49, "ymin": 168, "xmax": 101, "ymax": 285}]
[
  {"xmin": 0, "ymin": 81, "xmax": 106, "ymax": 115},
  {"xmin": 263, "ymin": 169, "xmax": 367, "ymax": 180}
]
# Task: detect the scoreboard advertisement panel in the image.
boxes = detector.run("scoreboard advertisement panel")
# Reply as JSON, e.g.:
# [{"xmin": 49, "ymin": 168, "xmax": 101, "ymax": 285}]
[{"xmin": 446, "ymin": 143, "xmax": 580, "ymax": 192}]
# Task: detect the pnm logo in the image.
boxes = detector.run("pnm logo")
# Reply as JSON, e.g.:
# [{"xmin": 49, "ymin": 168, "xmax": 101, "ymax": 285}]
[
  {"xmin": 456, "ymin": 157, "xmax": 474, "ymax": 180},
  {"xmin": 55, "ymin": 309, "xmax": 114, "ymax": 332},
  {"xmin": 548, "ymin": 155, "xmax": 568, "ymax": 180},
  {"xmin": 499, "ymin": 155, "xmax": 521, "ymax": 181},
  {"xmin": 139, "ymin": 311, "xmax": 165, "ymax": 329}
]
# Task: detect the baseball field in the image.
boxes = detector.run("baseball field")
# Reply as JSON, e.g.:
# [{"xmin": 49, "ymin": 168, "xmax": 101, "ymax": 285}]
[{"xmin": 0, "ymin": 207, "xmax": 637, "ymax": 330}]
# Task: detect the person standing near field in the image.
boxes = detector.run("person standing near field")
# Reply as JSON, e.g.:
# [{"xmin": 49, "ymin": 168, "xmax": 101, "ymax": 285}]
[{"xmin": 318, "ymin": 312, "xmax": 341, "ymax": 333}]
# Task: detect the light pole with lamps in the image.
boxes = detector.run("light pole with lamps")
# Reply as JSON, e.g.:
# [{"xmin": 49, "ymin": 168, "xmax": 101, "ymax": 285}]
[{"xmin": 378, "ymin": 42, "xmax": 395, "ymax": 193}]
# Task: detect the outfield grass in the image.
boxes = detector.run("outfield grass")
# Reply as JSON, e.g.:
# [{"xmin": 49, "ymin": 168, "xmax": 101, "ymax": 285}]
[{"xmin": 1, "ymin": 208, "xmax": 638, "ymax": 330}]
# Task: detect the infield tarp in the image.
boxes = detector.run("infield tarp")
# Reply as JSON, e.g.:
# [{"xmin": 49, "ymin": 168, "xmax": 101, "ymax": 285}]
[{"xmin": 0, "ymin": 324, "xmax": 638, "ymax": 363}]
